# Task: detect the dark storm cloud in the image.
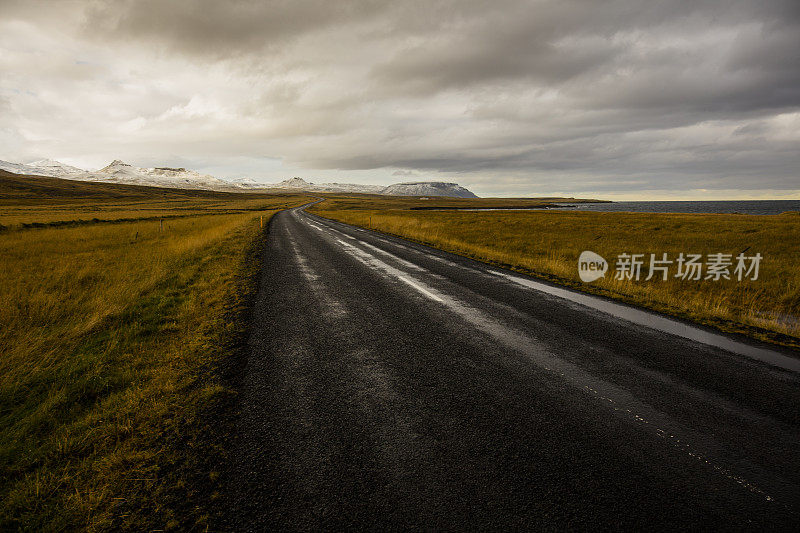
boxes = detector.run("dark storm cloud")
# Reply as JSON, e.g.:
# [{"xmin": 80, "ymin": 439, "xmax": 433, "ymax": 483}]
[
  {"xmin": 369, "ymin": 1, "xmax": 800, "ymax": 109},
  {"xmin": 1, "ymin": 0, "xmax": 798, "ymax": 195}
]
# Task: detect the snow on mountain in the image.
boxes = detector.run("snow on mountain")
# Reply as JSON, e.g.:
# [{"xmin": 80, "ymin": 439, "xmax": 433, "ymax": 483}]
[
  {"xmin": 229, "ymin": 177, "xmax": 264, "ymax": 189},
  {"xmin": 0, "ymin": 160, "xmax": 35, "ymax": 175},
  {"xmin": 0, "ymin": 158, "xmax": 478, "ymax": 197},
  {"xmin": 275, "ymin": 177, "xmax": 313, "ymax": 188},
  {"xmin": 0, "ymin": 159, "xmax": 86, "ymax": 178},
  {"xmin": 27, "ymin": 159, "xmax": 87, "ymax": 177},
  {"xmin": 267, "ymin": 177, "xmax": 385, "ymax": 194},
  {"xmin": 380, "ymin": 181, "xmax": 478, "ymax": 198},
  {"xmin": 0, "ymin": 158, "xmax": 267, "ymax": 191},
  {"xmin": 75, "ymin": 160, "xmax": 233, "ymax": 190},
  {"xmin": 320, "ymin": 182, "xmax": 386, "ymax": 194}
]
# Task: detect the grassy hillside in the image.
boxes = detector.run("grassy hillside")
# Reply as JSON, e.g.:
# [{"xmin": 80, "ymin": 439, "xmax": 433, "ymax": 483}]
[
  {"xmin": 0, "ymin": 173, "xmax": 312, "ymax": 530},
  {"xmin": 0, "ymin": 169, "xmax": 258, "ymax": 200},
  {"xmin": 312, "ymin": 203, "xmax": 800, "ymax": 349}
]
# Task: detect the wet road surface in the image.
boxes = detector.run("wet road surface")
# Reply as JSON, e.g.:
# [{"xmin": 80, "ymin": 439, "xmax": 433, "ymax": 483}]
[{"xmin": 225, "ymin": 205, "xmax": 800, "ymax": 530}]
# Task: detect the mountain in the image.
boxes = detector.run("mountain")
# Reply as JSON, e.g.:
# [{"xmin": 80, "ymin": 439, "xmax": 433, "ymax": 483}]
[
  {"xmin": 0, "ymin": 159, "xmax": 86, "ymax": 178},
  {"xmin": 380, "ymin": 182, "xmax": 478, "ymax": 198},
  {"xmin": 275, "ymin": 177, "xmax": 313, "ymax": 188},
  {"xmin": 268, "ymin": 177, "xmax": 385, "ymax": 194},
  {"xmin": 76, "ymin": 160, "xmax": 234, "ymax": 190},
  {"xmin": 0, "ymin": 158, "xmax": 234, "ymax": 190},
  {"xmin": 267, "ymin": 178, "xmax": 477, "ymax": 197},
  {"xmin": 0, "ymin": 158, "xmax": 479, "ymax": 197},
  {"xmin": 229, "ymin": 177, "xmax": 264, "ymax": 189},
  {"xmin": 28, "ymin": 159, "xmax": 87, "ymax": 177},
  {"xmin": 0, "ymin": 160, "xmax": 34, "ymax": 175},
  {"xmin": 321, "ymin": 182, "xmax": 386, "ymax": 194}
]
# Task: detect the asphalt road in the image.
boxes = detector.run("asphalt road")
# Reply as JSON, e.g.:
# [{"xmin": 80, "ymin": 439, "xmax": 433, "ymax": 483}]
[{"xmin": 225, "ymin": 204, "xmax": 800, "ymax": 531}]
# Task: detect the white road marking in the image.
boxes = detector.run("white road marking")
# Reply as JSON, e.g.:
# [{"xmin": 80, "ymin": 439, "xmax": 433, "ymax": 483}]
[
  {"xmin": 310, "ymin": 218, "xmax": 444, "ymax": 274},
  {"xmin": 360, "ymin": 241, "xmax": 425, "ymax": 271},
  {"xmin": 288, "ymin": 237, "xmax": 320, "ymax": 282},
  {"xmin": 336, "ymin": 238, "xmax": 445, "ymax": 303},
  {"xmin": 289, "ymin": 235, "xmax": 347, "ymax": 317},
  {"xmin": 326, "ymin": 225, "xmax": 357, "ymax": 240},
  {"xmin": 396, "ymin": 275, "xmax": 444, "ymax": 302},
  {"xmin": 305, "ymin": 218, "xmax": 355, "ymax": 239}
]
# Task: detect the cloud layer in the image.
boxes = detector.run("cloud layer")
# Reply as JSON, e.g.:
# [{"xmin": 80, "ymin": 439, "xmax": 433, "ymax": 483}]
[{"xmin": 1, "ymin": 0, "xmax": 798, "ymax": 197}]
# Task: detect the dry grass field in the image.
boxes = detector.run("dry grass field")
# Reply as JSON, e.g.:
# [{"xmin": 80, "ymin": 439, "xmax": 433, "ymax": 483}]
[
  {"xmin": 313, "ymin": 198, "xmax": 800, "ymax": 349},
  {"xmin": 0, "ymin": 172, "xmax": 311, "ymax": 530},
  {"xmin": 0, "ymin": 169, "xmax": 303, "ymax": 229}
]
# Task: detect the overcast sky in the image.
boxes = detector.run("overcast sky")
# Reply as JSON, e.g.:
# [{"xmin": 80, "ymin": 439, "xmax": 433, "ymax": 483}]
[{"xmin": 1, "ymin": 0, "xmax": 798, "ymax": 198}]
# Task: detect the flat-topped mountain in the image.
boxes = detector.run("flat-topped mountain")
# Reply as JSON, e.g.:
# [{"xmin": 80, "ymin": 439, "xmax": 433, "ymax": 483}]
[{"xmin": 380, "ymin": 181, "xmax": 478, "ymax": 198}]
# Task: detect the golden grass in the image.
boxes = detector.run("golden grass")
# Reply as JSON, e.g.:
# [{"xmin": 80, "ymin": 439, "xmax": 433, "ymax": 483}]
[
  {"xmin": 312, "ymin": 206, "xmax": 800, "ymax": 348},
  {"xmin": 0, "ymin": 197, "xmax": 303, "ymax": 228},
  {"xmin": 0, "ymin": 193, "xmax": 311, "ymax": 530}
]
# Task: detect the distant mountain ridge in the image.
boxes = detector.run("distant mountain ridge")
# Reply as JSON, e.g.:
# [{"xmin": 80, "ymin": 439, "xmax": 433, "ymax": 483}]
[
  {"xmin": 273, "ymin": 176, "xmax": 386, "ymax": 194},
  {"xmin": 0, "ymin": 159, "xmax": 479, "ymax": 197}
]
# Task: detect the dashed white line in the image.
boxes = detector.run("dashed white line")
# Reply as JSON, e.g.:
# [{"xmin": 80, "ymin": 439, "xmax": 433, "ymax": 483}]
[
  {"xmin": 335, "ymin": 238, "xmax": 445, "ymax": 303},
  {"xmin": 396, "ymin": 275, "xmax": 444, "ymax": 302}
]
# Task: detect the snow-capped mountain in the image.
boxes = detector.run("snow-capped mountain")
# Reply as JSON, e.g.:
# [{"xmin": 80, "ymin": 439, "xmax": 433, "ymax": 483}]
[
  {"xmin": 0, "ymin": 159, "xmax": 86, "ymax": 178},
  {"xmin": 0, "ymin": 160, "xmax": 34, "ymax": 175},
  {"xmin": 0, "ymin": 158, "xmax": 248, "ymax": 190},
  {"xmin": 229, "ymin": 177, "xmax": 264, "ymax": 189},
  {"xmin": 380, "ymin": 182, "xmax": 478, "ymax": 198},
  {"xmin": 76, "ymin": 160, "xmax": 233, "ymax": 189},
  {"xmin": 275, "ymin": 177, "xmax": 313, "ymax": 188},
  {"xmin": 27, "ymin": 159, "xmax": 87, "ymax": 177}
]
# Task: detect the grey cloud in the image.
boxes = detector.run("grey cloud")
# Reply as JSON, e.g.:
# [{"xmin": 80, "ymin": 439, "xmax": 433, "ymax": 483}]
[
  {"xmin": 369, "ymin": 1, "xmax": 800, "ymax": 112},
  {"xmin": 83, "ymin": 0, "xmax": 389, "ymax": 57},
  {"xmin": 370, "ymin": 2, "xmax": 622, "ymax": 93},
  {"xmin": 0, "ymin": 0, "xmax": 798, "ymax": 196},
  {"xmin": 392, "ymin": 169, "xmax": 418, "ymax": 177}
]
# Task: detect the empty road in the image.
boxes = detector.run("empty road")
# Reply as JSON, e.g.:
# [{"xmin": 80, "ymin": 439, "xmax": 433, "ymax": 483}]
[{"xmin": 226, "ymin": 204, "xmax": 800, "ymax": 530}]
